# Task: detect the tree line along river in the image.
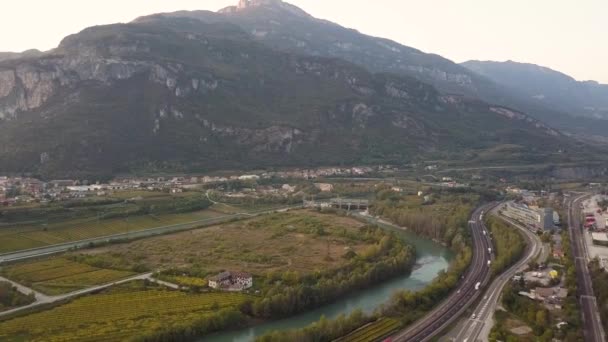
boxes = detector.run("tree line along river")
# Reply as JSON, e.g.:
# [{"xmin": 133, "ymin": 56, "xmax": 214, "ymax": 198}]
[{"xmin": 206, "ymin": 225, "xmax": 454, "ymax": 342}]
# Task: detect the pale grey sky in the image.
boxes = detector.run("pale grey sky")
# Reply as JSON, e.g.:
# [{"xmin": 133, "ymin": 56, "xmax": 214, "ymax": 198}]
[{"xmin": 1, "ymin": 0, "xmax": 606, "ymax": 82}]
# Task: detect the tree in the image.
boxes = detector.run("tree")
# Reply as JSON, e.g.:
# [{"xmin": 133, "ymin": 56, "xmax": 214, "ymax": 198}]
[{"xmin": 536, "ymin": 310, "xmax": 548, "ymax": 328}]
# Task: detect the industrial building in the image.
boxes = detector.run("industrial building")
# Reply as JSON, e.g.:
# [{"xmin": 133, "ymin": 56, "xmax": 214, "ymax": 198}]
[{"xmin": 502, "ymin": 202, "xmax": 555, "ymax": 231}]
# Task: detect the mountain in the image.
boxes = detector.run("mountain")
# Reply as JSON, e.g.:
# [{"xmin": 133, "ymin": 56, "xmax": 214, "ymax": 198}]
[
  {"xmin": 0, "ymin": 5, "xmax": 588, "ymax": 179},
  {"xmin": 0, "ymin": 49, "xmax": 43, "ymax": 62},
  {"xmin": 139, "ymin": 0, "xmax": 495, "ymax": 98},
  {"xmin": 140, "ymin": 0, "xmax": 608, "ymax": 138},
  {"xmin": 462, "ymin": 60, "xmax": 608, "ymax": 120}
]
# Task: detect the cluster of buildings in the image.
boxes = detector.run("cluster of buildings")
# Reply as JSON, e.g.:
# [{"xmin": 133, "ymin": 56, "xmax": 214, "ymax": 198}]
[
  {"xmin": 518, "ymin": 286, "xmax": 569, "ymax": 309},
  {"xmin": 501, "ymin": 202, "xmax": 557, "ymax": 232},
  {"xmin": 515, "ymin": 266, "xmax": 568, "ymax": 310},
  {"xmin": 201, "ymin": 166, "xmax": 378, "ymax": 184},
  {"xmin": 0, "ymin": 176, "xmax": 48, "ymax": 205},
  {"xmin": 0, "ymin": 166, "xmax": 377, "ymax": 206},
  {"xmin": 0, "ymin": 176, "xmax": 204, "ymax": 206},
  {"xmin": 208, "ymin": 271, "xmax": 253, "ymax": 291}
]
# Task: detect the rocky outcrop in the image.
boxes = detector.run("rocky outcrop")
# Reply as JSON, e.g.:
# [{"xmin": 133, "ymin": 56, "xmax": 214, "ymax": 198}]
[
  {"xmin": 0, "ymin": 70, "xmax": 16, "ymax": 98},
  {"xmin": 0, "ymin": 53, "xmax": 224, "ymax": 121}
]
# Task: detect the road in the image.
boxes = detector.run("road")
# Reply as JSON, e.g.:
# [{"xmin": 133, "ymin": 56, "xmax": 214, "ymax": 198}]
[
  {"xmin": 390, "ymin": 204, "xmax": 496, "ymax": 342},
  {"xmin": 567, "ymin": 193, "xmax": 606, "ymax": 342},
  {"xmin": 450, "ymin": 210, "xmax": 542, "ymax": 342},
  {"xmin": 0, "ymin": 204, "xmax": 302, "ymax": 265}
]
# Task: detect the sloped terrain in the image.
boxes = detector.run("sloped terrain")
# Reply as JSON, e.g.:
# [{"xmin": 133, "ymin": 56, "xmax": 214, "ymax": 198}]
[{"xmin": 0, "ymin": 12, "xmax": 584, "ymax": 179}]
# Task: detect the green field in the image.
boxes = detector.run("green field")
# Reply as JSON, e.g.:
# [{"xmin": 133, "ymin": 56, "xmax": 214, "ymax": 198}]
[
  {"xmin": 0, "ymin": 258, "xmax": 135, "ymax": 295},
  {"xmin": 335, "ymin": 318, "xmax": 401, "ymax": 342},
  {"xmin": 0, "ymin": 284, "xmax": 251, "ymax": 342},
  {"xmin": 0, "ymin": 206, "xmax": 234, "ymax": 253}
]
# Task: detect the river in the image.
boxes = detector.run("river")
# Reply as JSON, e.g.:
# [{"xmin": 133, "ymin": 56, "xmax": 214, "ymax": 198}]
[{"xmin": 206, "ymin": 226, "xmax": 454, "ymax": 342}]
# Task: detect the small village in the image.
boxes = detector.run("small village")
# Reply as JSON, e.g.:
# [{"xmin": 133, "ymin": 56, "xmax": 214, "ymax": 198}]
[{"xmin": 0, "ymin": 166, "xmax": 384, "ymax": 206}]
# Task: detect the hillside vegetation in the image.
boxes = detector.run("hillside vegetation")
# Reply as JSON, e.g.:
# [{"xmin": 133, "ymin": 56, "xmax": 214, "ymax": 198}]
[{"xmin": 0, "ymin": 11, "xmax": 584, "ymax": 179}]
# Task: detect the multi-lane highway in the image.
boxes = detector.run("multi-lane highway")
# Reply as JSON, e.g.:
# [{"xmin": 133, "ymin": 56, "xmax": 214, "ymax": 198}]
[
  {"xmin": 390, "ymin": 204, "xmax": 496, "ymax": 342},
  {"xmin": 567, "ymin": 194, "xmax": 606, "ymax": 342},
  {"xmin": 451, "ymin": 209, "xmax": 542, "ymax": 342}
]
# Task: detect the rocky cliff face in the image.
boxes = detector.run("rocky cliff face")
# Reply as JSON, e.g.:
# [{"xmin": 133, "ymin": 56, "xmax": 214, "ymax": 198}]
[
  {"xmin": 0, "ymin": 56, "xmax": 149, "ymax": 119},
  {"xmin": 0, "ymin": 14, "xmax": 583, "ymax": 179}
]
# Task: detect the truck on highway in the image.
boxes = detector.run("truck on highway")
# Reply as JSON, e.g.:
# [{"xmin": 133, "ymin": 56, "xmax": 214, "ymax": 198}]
[
  {"xmin": 475, "ymin": 282, "xmax": 481, "ymax": 290},
  {"xmin": 487, "ymin": 260, "xmax": 491, "ymax": 266},
  {"xmin": 488, "ymin": 247, "xmax": 492, "ymax": 254}
]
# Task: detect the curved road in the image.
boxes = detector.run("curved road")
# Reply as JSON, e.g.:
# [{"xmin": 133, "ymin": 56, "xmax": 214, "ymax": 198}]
[
  {"xmin": 391, "ymin": 203, "xmax": 496, "ymax": 342},
  {"xmin": 452, "ymin": 210, "xmax": 542, "ymax": 342}
]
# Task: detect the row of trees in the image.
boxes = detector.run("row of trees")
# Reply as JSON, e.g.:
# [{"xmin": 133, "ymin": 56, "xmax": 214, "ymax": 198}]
[
  {"xmin": 247, "ymin": 230, "xmax": 416, "ymax": 319},
  {"xmin": 485, "ymin": 217, "xmax": 525, "ymax": 275},
  {"xmin": 371, "ymin": 189, "xmax": 475, "ymax": 252}
]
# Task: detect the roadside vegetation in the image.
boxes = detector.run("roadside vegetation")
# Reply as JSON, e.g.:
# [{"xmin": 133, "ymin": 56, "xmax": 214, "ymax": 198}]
[
  {"xmin": 485, "ymin": 217, "xmax": 525, "ymax": 275},
  {"xmin": 560, "ymin": 230, "xmax": 583, "ymax": 336},
  {"xmin": 589, "ymin": 257, "xmax": 608, "ymax": 334},
  {"xmin": 0, "ymin": 282, "xmax": 35, "ymax": 312}
]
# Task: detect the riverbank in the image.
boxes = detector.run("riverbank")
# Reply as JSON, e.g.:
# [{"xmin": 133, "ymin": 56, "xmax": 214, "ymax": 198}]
[{"xmin": 206, "ymin": 227, "xmax": 453, "ymax": 341}]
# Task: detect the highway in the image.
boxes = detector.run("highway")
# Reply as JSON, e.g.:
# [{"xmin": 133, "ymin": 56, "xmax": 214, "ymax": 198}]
[
  {"xmin": 450, "ymin": 209, "xmax": 542, "ymax": 342},
  {"xmin": 567, "ymin": 193, "xmax": 606, "ymax": 342},
  {"xmin": 0, "ymin": 205, "xmax": 302, "ymax": 265},
  {"xmin": 390, "ymin": 204, "xmax": 496, "ymax": 342}
]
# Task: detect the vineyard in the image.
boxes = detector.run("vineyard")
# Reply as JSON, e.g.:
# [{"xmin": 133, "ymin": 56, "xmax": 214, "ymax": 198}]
[
  {"xmin": 159, "ymin": 275, "xmax": 207, "ymax": 287},
  {"xmin": 0, "ymin": 258, "xmax": 134, "ymax": 295},
  {"xmin": 0, "ymin": 287, "xmax": 251, "ymax": 341},
  {"xmin": 0, "ymin": 207, "xmax": 229, "ymax": 253},
  {"xmin": 335, "ymin": 318, "xmax": 401, "ymax": 342}
]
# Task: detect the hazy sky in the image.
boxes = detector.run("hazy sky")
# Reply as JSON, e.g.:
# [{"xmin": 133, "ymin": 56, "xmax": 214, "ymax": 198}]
[{"xmin": 1, "ymin": 0, "xmax": 606, "ymax": 82}]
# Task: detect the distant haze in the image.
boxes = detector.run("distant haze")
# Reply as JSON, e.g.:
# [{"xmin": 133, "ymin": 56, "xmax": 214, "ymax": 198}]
[{"xmin": 1, "ymin": 0, "xmax": 606, "ymax": 83}]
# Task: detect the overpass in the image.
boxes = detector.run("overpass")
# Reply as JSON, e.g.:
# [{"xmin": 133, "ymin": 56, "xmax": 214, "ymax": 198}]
[{"xmin": 304, "ymin": 198, "xmax": 369, "ymax": 210}]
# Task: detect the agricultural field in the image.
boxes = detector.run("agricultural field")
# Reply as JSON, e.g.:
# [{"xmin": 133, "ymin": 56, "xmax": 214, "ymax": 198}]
[
  {"xmin": 335, "ymin": 318, "xmax": 401, "ymax": 342},
  {"xmin": 157, "ymin": 275, "xmax": 207, "ymax": 287},
  {"xmin": 0, "ymin": 204, "xmax": 243, "ymax": 253},
  {"xmin": 0, "ymin": 258, "xmax": 135, "ymax": 295},
  {"xmin": 78, "ymin": 210, "xmax": 371, "ymax": 276},
  {"xmin": 0, "ymin": 283, "xmax": 251, "ymax": 341}
]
